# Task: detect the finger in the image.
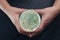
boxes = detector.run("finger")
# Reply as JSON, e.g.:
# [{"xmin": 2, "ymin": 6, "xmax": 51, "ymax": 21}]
[
  {"xmin": 12, "ymin": 7, "xmax": 25, "ymax": 14},
  {"xmin": 17, "ymin": 8, "xmax": 26, "ymax": 14},
  {"xmin": 38, "ymin": 19, "xmax": 45, "ymax": 32},
  {"xmin": 35, "ymin": 9, "xmax": 44, "ymax": 15},
  {"xmin": 26, "ymin": 32, "xmax": 38, "ymax": 37},
  {"xmin": 34, "ymin": 16, "xmax": 46, "ymax": 33}
]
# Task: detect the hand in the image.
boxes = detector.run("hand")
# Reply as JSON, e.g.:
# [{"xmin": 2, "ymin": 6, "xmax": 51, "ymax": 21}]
[
  {"xmin": 26, "ymin": 7, "xmax": 59, "ymax": 37},
  {"xmin": 35, "ymin": 7, "xmax": 59, "ymax": 32},
  {"xmin": 3, "ymin": 6, "xmax": 37, "ymax": 37},
  {"xmin": 2, "ymin": 6, "xmax": 26, "ymax": 33}
]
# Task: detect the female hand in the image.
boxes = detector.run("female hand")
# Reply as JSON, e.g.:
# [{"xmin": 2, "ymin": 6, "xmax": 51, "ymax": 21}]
[
  {"xmin": 27, "ymin": 7, "xmax": 59, "ymax": 37},
  {"xmin": 2, "ymin": 6, "xmax": 38, "ymax": 37},
  {"xmin": 1, "ymin": 6, "xmax": 27, "ymax": 33}
]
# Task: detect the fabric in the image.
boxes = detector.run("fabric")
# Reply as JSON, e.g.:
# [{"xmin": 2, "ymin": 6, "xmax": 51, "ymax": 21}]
[{"xmin": 0, "ymin": 0, "xmax": 60, "ymax": 40}]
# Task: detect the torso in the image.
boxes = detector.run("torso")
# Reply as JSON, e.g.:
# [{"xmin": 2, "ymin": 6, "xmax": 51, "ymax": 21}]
[{"xmin": 7, "ymin": 0, "xmax": 55, "ymax": 9}]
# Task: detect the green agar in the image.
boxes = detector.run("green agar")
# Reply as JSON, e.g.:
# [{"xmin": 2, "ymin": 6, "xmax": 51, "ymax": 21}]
[{"xmin": 19, "ymin": 10, "xmax": 41, "ymax": 32}]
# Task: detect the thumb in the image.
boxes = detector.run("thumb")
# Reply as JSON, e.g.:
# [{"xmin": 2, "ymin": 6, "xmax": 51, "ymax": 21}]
[
  {"xmin": 38, "ymin": 15, "xmax": 48, "ymax": 31},
  {"xmin": 35, "ymin": 9, "xmax": 44, "ymax": 15},
  {"xmin": 12, "ymin": 7, "xmax": 25, "ymax": 14},
  {"xmin": 39, "ymin": 17, "xmax": 46, "ymax": 30},
  {"xmin": 34, "ymin": 16, "xmax": 46, "ymax": 32},
  {"xmin": 17, "ymin": 8, "xmax": 26, "ymax": 14}
]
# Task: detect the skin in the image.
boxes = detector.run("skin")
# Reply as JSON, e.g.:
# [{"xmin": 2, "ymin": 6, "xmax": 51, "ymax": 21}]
[{"xmin": 0, "ymin": 0, "xmax": 60, "ymax": 37}]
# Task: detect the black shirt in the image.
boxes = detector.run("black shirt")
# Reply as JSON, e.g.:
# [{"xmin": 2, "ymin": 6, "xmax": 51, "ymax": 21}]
[{"xmin": 7, "ymin": 0, "xmax": 55, "ymax": 9}]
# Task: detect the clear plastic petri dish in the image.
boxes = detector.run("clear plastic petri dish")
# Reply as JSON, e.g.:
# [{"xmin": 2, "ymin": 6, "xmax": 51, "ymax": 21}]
[{"xmin": 19, "ymin": 10, "xmax": 41, "ymax": 32}]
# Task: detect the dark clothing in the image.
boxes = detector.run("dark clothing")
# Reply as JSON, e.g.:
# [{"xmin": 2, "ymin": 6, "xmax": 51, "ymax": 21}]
[
  {"xmin": 7, "ymin": 0, "xmax": 55, "ymax": 9},
  {"xmin": 0, "ymin": 0, "xmax": 60, "ymax": 40}
]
